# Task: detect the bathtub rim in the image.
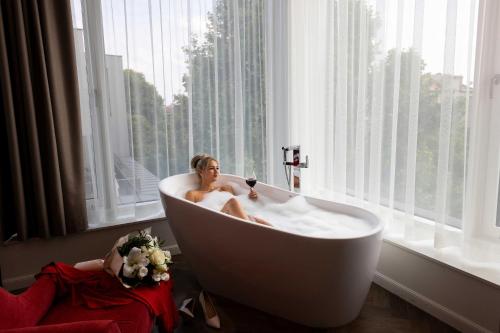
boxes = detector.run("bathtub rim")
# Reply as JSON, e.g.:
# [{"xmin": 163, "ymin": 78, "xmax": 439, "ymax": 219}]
[{"xmin": 158, "ymin": 172, "xmax": 383, "ymax": 241}]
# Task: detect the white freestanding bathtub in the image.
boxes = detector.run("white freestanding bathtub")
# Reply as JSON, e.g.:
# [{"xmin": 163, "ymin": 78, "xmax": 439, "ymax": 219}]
[{"xmin": 158, "ymin": 173, "xmax": 382, "ymax": 328}]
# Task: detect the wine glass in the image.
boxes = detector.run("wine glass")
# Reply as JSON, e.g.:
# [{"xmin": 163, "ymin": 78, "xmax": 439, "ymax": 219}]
[{"xmin": 245, "ymin": 170, "xmax": 257, "ymax": 189}]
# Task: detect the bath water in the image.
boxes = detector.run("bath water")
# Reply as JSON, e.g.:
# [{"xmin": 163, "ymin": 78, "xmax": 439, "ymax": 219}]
[{"xmin": 196, "ymin": 183, "xmax": 374, "ymax": 238}]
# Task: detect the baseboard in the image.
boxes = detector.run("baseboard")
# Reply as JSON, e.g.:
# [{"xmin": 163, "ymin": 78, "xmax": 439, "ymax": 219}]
[
  {"xmin": 373, "ymin": 271, "xmax": 492, "ymax": 333},
  {"xmin": 3, "ymin": 274, "xmax": 35, "ymax": 292},
  {"xmin": 3, "ymin": 244, "xmax": 182, "ymax": 292}
]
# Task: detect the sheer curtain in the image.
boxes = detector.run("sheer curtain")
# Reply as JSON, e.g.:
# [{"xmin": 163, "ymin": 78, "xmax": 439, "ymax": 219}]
[
  {"xmin": 72, "ymin": 0, "xmax": 267, "ymax": 226},
  {"xmin": 289, "ymin": 0, "xmax": 486, "ymax": 257}
]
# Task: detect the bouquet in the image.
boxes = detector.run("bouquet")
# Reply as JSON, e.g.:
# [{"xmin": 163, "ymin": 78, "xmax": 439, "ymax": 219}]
[{"xmin": 111, "ymin": 231, "xmax": 172, "ymax": 288}]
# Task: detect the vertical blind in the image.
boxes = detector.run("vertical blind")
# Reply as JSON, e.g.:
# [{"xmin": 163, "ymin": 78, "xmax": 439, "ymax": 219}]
[
  {"xmin": 289, "ymin": 0, "xmax": 478, "ymax": 248},
  {"xmin": 72, "ymin": 0, "xmax": 267, "ymax": 225},
  {"xmin": 72, "ymin": 0, "xmax": 500, "ymax": 260}
]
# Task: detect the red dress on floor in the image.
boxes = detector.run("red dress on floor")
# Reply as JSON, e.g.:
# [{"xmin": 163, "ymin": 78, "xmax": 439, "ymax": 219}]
[{"xmin": 0, "ymin": 262, "xmax": 178, "ymax": 333}]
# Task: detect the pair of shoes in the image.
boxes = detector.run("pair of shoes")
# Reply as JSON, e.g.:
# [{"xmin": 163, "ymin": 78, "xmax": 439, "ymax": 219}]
[
  {"xmin": 179, "ymin": 297, "xmax": 196, "ymax": 320},
  {"xmin": 199, "ymin": 291, "xmax": 220, "ymax": 329}
]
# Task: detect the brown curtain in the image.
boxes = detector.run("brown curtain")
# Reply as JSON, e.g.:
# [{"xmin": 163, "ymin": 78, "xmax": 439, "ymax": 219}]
[{"xmin": 0, "ymin": 0, "xmax": 87, "ymax": 241}]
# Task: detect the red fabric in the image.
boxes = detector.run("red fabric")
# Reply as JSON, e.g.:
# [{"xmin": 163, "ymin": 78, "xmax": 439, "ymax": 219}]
[
  {"xmin": 0, "ymin": 320, "xmax": 121, "ymax": 333},
  {"xmin": 0, "ymin": 277, "xmax": 56, "ymax": 329},
  {"xmin": 40, "ymin": 294, "xmax": 153, "ymax": 333},
  {"xmin": 36, "ymin": 262, "xmax": 178, "ymax": 333}
]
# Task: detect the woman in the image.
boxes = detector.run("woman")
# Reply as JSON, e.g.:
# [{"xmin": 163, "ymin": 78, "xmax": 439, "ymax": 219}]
[{"xmin": 185, "ymin": 154, "xmax": 271, "ymax": 226}]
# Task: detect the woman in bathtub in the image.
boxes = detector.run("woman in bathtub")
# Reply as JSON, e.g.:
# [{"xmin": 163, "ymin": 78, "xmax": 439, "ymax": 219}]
[{"xmin": 185, "ymin": 154, "xmax": 271, "ymax": 226}]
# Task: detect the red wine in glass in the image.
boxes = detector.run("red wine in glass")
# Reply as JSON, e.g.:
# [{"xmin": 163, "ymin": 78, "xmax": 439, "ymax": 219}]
[
  {"xmin": 246, "ymin": 178, "xmax": 257, "ymax": 188},
  {"xmin": 245, "ymin": 170, "xmax": 257, "ymax": 188}
]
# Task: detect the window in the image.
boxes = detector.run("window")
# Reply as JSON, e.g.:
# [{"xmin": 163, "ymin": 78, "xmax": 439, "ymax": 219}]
[
  {"xmin": 72, "ymin": 0, "xmax": 500, "ymax": 254},
  {"xmin": 71, "ymin": 0, "xmax": 268, "ymax": 226},
  {"xmin": 288, "ymin": 0, "xmax": 478, "ymax": 232}
]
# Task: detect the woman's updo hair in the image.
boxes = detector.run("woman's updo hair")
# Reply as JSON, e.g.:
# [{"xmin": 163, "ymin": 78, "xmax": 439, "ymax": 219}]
[{"xmin": 191, "ymin": 154, "xmax": 217, "ymax": 176}]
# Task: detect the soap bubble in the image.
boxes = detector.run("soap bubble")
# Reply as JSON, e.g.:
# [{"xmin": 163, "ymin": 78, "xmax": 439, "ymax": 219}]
[{"xmin": 194, "ymin": 185, "xmax": 374, "ymax": 239}]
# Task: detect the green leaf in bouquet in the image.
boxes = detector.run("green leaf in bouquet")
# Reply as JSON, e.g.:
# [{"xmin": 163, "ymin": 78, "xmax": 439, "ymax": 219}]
[{"xmin": 117, "ymin": 230, "xmax": 153, "ymax": 257}]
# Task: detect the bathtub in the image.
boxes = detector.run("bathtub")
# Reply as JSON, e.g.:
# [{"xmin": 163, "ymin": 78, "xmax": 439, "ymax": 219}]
[{"xmin": 158, "ymin": 173, "xmax": 382, "ymax": 328}]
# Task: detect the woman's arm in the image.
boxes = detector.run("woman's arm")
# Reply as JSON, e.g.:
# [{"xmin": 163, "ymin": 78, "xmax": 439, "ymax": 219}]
[
  {"xmin": 220, "ymin": 184, "xmax": 235, "ymax": 195},
  {"xmin": 219, "ymin": 183, "xmax": 257, "ymax": 199}
]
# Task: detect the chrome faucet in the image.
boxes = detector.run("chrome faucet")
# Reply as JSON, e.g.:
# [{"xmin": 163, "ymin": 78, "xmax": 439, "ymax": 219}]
[{"xmin": 282, "ymin": 145, "xmax": 309, "ymax": 192}]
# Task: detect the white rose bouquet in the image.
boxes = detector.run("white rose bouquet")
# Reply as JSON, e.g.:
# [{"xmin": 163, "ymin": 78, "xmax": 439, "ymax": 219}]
[{"xmin": 115, "ymin": 231, "xmax": 172, "ymax": 288}]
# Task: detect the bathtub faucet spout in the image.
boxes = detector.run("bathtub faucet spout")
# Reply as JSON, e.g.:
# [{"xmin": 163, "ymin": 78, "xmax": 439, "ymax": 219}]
[{"xmin": 282, "ymin": 145, "xmax": 308, "ymax": 192}]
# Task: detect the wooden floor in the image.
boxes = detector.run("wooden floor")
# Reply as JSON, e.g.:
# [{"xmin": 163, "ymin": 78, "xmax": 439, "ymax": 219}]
[{"xmin": 169, "ymin": 255, "xmax": 458, "ymax": 333}]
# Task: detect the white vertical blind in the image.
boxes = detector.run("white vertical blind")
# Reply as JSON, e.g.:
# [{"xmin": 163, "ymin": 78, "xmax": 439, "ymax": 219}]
[
  {"xmin": 368, "ymin": 0, "xmax": 386, "ymax": 206},
  {"xmin": 74, "ymin": 0, "xmax": 268, "ymax": 226},
  {"xmin": 404, "ymin": 0, "xmax": 424, "ymax": 240},
  {"xmin": 354, "ymin": 0, "xmax": 368, "ymax": 201},
  {"xmin": 334, "ymin": 0, "xmax": 348, "ymax": 195},
  {"xmin": 434, "ymin": 0, "xmax": 458, "ymax": 248},
  {"xmin": 289, "ymin": 0, "xmax": 480, "ymax": 252},
  {"xmin": 388, "ymin": 0, "xmax": 404, "ymax": 213}
]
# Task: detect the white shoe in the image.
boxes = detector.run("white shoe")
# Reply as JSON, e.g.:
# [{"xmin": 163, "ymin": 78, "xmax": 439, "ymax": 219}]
[
  {"xmin": 199, "ymin": 291, "xmax": 220, "ymax": 329},
  {"xmin": 179, "ymin": 297, "xmax": 195, "ymax": 319}
]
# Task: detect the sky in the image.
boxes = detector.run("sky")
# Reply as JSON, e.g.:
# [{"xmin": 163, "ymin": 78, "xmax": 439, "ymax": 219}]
[{"xmin": 71, "ymin": 0, "xmax": 479, "ymax": 105}]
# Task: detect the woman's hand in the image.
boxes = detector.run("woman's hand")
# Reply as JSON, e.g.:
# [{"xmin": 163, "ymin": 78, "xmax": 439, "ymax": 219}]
[{"xmin": 248, "ymin": 188, "xmax": 258, "ymax": 200}]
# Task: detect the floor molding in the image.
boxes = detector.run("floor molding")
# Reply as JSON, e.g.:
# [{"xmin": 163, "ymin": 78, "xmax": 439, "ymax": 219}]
[
  {"xmin": 165, "ymin": 244, "xmax": 181, "ymax": 255},
  {"xmin": 3, "ymin": 274, "xmax": 35, "ymax": 291},
  {"xmin": 373, "ymin": 271, "xmax": 491, "ymax": 333},
  {"xmin": 4, "ymin": 245, "xmax": 182, "ymax": 292}
]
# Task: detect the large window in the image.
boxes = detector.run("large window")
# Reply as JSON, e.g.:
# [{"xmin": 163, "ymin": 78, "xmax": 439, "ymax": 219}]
[
  {"xmin": 71, "ymin": 0, "xmax": 267, "ymax": 226},
  {"xmin": 71, "ymin": 0, "xmax": 500, "ymax": 258},
  {"xmin": 289, "ymin": 0, "xmax": 478, "ymax": 233},
  {"xmin": 288, "ymin": 0, "xmax": 500, "ymax": 272}
]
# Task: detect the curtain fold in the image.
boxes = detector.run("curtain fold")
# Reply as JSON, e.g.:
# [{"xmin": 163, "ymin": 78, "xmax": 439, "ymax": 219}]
[
  {"xmin": 289, "ymin": 0, "xmax": 478, "ymax": 252},
  {"xmin": 0, "ymin": 0, "xmax": 87, "ymax": 241},
  {"xmin": 74, "ymin": 0, "xmax": 267, "ymax": 226}
]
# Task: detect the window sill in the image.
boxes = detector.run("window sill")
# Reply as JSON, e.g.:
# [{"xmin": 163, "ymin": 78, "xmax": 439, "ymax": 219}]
[
  {"xmin": 86, "ymin": 200, "xmax": 165, "ymax": 230},
  {"xmin": 383, "ymin": 234, "xmax": 500, "ymax": 288}
]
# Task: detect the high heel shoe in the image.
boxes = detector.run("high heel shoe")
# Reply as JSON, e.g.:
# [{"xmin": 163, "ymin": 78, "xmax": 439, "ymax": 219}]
[
  {"xmin": 199, "ymin": 291, "xmax": 220, "ymax": 329},
  {"xmin": 179, "ymin": 297, "xmax": 196, "ymax": 320}
]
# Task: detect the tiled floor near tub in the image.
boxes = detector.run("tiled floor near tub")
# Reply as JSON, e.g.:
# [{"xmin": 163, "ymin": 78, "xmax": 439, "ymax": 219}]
[{"xmin": 168, "ymin": 255, "xmax": 458, "ymax": 333}]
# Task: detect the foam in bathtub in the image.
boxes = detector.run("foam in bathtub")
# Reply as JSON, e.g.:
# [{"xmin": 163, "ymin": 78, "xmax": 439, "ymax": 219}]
[
  {"xmin": 196, "ymin": 190, "xmax": 234, "ymax": 211},
  {"xmin": 197, "ymin": 187, "xmax": 374, "ymax": 238}
]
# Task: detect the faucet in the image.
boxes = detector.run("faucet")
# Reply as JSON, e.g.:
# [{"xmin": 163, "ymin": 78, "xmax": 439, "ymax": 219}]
[{"xmin": 282, "ymin": 145, "xmax": 309, "ymax": 192}]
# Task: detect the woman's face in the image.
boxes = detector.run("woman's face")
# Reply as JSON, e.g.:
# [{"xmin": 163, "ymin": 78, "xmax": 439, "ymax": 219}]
[{"xmin": 201, "ymin": 159, "xmax": 220, "ymax": 183}]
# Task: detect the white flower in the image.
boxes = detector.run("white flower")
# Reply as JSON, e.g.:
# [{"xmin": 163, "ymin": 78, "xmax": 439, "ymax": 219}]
[
  {"xmin": 152, "ymin": 272, "xmax": 162, "ymax": 282},
  {"xmin": 123, "ymin": 264, "xmax": 135, "ymax": 278},
  {"xmin": 138, "ymin": 266, "xmax": 148, "ymax": 278},
  {"xmin": 150, "ymin": 248, "xmax": 166, "ymax": 266},
  {"xmin": 124, "ymin": 247, "xmax": 150, "ymax": 269},
  {"xmin": 144, "ymin": 234, "xmax": 155, "ymax": 247},
  {"xmin": 156, "ymin": 263, "xmax": 168, "ymax": 273},
  {"xmin": 163, "ymin": 250, "xmax": 172, "ymax": 262},
  {"xmin": 116, "ymin": 233, "xmax": 171, "ymax": 287},
  {"xmin": 126, "ymin": 247, "xmax": 142, "ymax": 263}
]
